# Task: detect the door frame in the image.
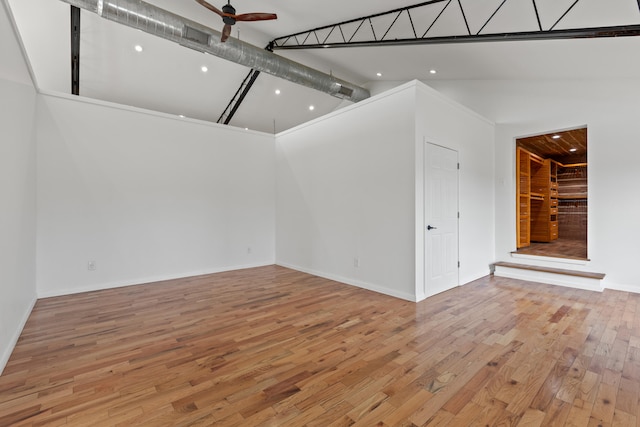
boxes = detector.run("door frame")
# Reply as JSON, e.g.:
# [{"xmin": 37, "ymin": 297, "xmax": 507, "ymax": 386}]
[{"xmin": 416, "ymin": 139, "xmax": 460, "ymax": 301}]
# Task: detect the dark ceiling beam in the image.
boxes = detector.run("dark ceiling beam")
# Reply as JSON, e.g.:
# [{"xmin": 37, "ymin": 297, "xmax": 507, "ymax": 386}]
[
  {"xmin": 271, "ymin": 0, "xmax": 640, "ymax": 50},
  {"xmin": 272, "ymin": 25, "xmax": 640, "ymax": 50},
  {"xmin": 71, "ymin": 6, "xmax": 80, "ymax": 95},
  {"xmin": 217, "ymin": 68, "xmax": 261, "ymax": 125},
  {"xmin": 272, "ymin": 0, "xmax": 449, "ymax": 48},
  {"xmin": 217, "ymin": 44, "xmax": 273, "ymax": 126}
]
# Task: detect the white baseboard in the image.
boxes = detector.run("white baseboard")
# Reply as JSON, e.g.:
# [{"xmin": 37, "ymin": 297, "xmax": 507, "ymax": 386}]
[
  {"xmin": 0, "ymin": 295, "xmax": 37, "ymax": 376},
  {"xmin": 602, "ymin": 281, "xmax": 640, "ymax": 294},
  {"xmin": 37, "ymin": 262, "xmax": 275, "ymax": 299},
  {"xmin": 276, "ymin": 261, "xmax": 416, "ymax": 302}
]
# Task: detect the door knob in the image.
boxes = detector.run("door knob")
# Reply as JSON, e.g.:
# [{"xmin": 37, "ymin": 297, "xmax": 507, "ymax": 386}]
[{"xmin": 427, "ymin": 225, "xmax": 437, "ymax": 230}]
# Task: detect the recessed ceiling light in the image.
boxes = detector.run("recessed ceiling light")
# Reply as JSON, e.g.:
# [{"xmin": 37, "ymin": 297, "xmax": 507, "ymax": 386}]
[
  {"xmin": 376, "ymin": 72, "xmax": 382, "ymax": 77},
  {"xmin": 552, "ymin": 135, "xmax": 561, "ymax": 139},
  {"xmin": 275, "ymin": 89, "xmax": 281, "ymax": 95},
  {"xmin": 134, "ymin": 45, "xmax": 143, "ymax": 52},
  {"xmin": 570, "ymin": 148, "xmax": 577, "ymax": 152},
  {"xmin": 309, "ymin": 105, "xmax": 315, "ymax": 111},
  {"xmin": 201, "ymin": 66, "xmax": 208, "ymax": 73},
  {"xmin": 429, "ymin": 69, "xmax": 437, "ymax": 74}
]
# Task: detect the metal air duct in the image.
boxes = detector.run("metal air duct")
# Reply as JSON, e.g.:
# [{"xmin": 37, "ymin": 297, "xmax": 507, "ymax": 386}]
[{"xmin": 59, "ymin": 0, "xmax": 370, "ymax": 103}]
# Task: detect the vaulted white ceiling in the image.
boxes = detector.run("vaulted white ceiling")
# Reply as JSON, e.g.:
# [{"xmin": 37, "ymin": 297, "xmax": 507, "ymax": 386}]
[{"xmin": 7, "ymin": 0, "xmax": 640, "ymax": 133}]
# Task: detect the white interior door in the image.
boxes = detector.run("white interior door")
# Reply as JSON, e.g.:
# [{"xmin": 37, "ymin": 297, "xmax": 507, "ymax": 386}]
[{"xmin": 425, "ymin": 142, "xmax": 459, "ymax": 297}]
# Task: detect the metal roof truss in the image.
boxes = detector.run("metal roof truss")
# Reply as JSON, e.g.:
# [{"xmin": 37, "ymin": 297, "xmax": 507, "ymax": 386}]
[{"xmin": 271, "ymin": 0, "xmax": 640, "ymax": 49}]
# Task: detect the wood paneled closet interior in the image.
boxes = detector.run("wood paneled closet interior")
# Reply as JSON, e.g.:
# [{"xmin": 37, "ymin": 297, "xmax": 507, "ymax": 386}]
[{"xmin": 516, "ymin": 146, "xmax": 587, "ymax": 249}]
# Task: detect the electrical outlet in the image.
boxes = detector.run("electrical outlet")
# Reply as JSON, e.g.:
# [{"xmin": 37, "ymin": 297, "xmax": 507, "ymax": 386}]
[{"xmin": 88, "ymin": 261, "xmax": 96, "ymax": 271}]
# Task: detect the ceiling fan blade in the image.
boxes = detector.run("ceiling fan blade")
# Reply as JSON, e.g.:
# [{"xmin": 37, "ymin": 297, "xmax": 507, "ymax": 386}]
[
  {"xmin": 234, "ymin": 13, "xmax": 278, "ymax": 22},
  {"xmin": 194, "ymin": 0, "xmax": 225, "ymax": 18},
  {"xmin": 221, "ymin": 24, "xmax": 232, "ymax": 42}
]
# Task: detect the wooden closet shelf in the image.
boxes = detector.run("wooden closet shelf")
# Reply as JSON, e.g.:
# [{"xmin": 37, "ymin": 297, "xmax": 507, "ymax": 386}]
[
  {"xmin": 558, "ymin": 195, "xmax": 588, "ymax": 200},
  {"xmin": 559, "ymin": 162, "xmax": 588, "ymax": 168},
  {"xmin": 530, "ymin": 155, "xmax": 544, "ymax": 165},
  {"xmin": 516, "ymin": 147, "xmax": 558, "ymax": 247}
]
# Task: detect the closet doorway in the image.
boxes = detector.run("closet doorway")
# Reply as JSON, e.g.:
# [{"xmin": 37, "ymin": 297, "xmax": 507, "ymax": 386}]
[{"xmin": 515, "ymin": 127, "xmax": 587, "ymax": 260}]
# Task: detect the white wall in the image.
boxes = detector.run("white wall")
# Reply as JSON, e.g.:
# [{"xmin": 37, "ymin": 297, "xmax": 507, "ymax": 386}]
[
  {"xmin": 0, "ymin": 0, "xmax": 38, "ymax": 373},
  {"xmin": 428, "ymin": 78, "xmax": 640, "ymax": 292},
  {"xmin": 276, "ymin": 84, "xmax": 418, "ymax": 301},
  {"xmin": 276, "ymin": 81, "xmax": 495, "ymax": 301},
  {"xmin": 415, "ymin": 84, "xmax": 495, "ymax": 298},
  {"xmin": 36, "ymin": 94, "xmax": 276, "ymax": 297}
]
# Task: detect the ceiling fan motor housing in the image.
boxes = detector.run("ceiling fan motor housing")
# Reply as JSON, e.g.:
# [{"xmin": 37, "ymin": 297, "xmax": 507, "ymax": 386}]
[{"xmin": 222, "ymin": 4, "xmax": 236, "ymax": 24}]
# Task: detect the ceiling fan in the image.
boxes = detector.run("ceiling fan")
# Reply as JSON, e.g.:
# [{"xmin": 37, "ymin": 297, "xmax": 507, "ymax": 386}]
[{"xmin": 195, "ymin": 0, "xmax": 278, "ymax": 42}]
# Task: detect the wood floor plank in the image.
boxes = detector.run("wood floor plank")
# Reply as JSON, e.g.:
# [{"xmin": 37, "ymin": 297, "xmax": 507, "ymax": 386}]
[
  {"xmin": 517, "ymin": 408, "xmax": 546, "ymax": 427},
  {"xmin": 564, "ymin": 404, "xmax": 592, "ymax": 427},
  {"xmin": 1, "ymin": 266, "xmax": 639, "ymax": 426}
]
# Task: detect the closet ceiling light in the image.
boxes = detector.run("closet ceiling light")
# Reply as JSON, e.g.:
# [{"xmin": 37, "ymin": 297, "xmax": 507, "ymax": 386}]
[
  {"xmin": 376, "ymin": 72, "xmax": 382, "ymax": 77},
  {"xmin": 429, "ymin": 69, "xmax": 437, "ymax": 74},
  {"xmin": 201, "ymin": 66, "xmax": 208, "ymax": 73},
  {"xmin": 134, "ymin": 45, "xmax": 143, "ymax": 52}
]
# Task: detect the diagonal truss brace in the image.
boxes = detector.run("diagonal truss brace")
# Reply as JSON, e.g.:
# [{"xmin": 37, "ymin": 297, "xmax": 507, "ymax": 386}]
[
  {"xmin": 217, "ymin": 68, "xmax": 261, "ymax": 125},
  {"xmin": 270, "ymin": 0, "xmax": 640, "ymax": 49},
  {"xmin": 217, "ymin": 44, "xmax": 273, "ymax": 126}
]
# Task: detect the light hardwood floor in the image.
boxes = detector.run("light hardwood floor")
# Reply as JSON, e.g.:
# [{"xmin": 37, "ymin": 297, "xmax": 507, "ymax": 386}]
[
  {"xmin": 0, "ymin": 265, "xmax": 638, "ymax": 426},
  {"xmin": 514, "ymin": 238, "xmax": 588, "ymax": 260}
]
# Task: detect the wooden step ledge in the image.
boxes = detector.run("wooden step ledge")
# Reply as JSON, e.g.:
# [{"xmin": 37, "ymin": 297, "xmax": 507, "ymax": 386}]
[{"xmin": 493, "ymin": 262, "xmax": 605, "ymax": 280}]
